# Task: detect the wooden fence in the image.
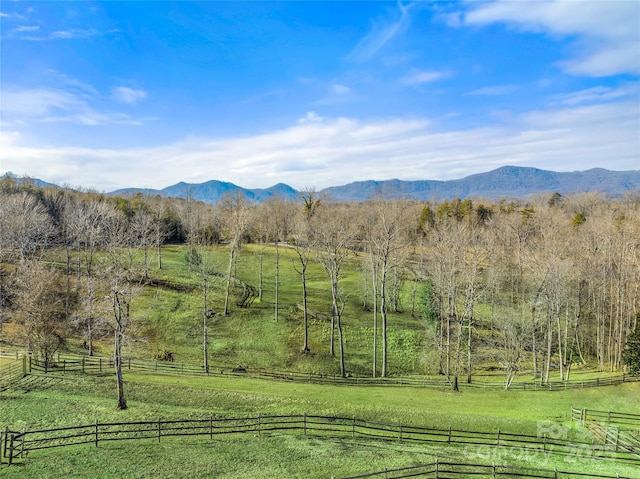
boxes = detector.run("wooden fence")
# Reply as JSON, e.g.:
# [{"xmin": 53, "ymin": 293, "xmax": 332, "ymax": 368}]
[
  {"xmin": 572, "ymin": 409, "xmax": 640, "ymax": 429},
  {"xmin": 0, "ymin": 358, "xmax": 26, "ymax": 392},
  {"xmin": 335, "ymin": 460, "xmax": 636, "ymax": 479},
  {"xmin": 572, "ymin": 408, "xmax": 640, "ymax": 458},
  {"xmin": 22, "ymin": 354, "xmax": 640, "ymax": 392},
  {"xmin": 3, "ymin": 414, "xmax": 640, "ymax": 466}
]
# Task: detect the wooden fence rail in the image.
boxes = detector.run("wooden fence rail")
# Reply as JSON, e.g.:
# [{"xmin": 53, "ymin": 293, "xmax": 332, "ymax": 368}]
[
  {"xmin": 3, "ymin": 414, "xmax": 640, "ymax": 466},
  {"xmin": 571, "ymin": 409, "xmax": 640, "ymax": 429},
  {"xmin": 335, "ymin": 460, "xmax": 636, "ymax": 479},
  {"xmin": 0, "ymin": 359, "xmax": 26, "ymax": 392},
  {"xmin": 572, "ymin": 408, "xmax": 640, "ymax": 458},
  {"xmin": 22, "ymin": 355, "xmax": 640, "ymax": 392}
]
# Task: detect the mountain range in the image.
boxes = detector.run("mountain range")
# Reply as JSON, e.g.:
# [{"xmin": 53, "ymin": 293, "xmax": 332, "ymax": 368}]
[
  {"xmin": 12, "ymin": 166, "xmax": 640, "ymax": 203},
  {"xmin": 110, "ymin": 166, "xmax": 640, "ymax": 203}
]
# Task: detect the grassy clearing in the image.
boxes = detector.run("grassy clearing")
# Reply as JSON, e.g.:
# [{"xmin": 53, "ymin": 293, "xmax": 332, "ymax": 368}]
[{"xmin": 2, "ymin": 370, "xmax": 639, "ymax": 478}]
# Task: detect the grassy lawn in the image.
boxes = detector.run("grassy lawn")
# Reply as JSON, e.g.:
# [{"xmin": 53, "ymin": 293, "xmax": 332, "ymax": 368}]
[{"xmin": 1, "ymin": 370, "xmax": 639, "ymax": 478}]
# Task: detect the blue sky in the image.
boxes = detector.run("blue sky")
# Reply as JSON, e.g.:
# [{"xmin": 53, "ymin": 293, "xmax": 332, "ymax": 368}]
[{"xmin": 1, "ymin": 1, "xmax": 639, "ymax": 191}]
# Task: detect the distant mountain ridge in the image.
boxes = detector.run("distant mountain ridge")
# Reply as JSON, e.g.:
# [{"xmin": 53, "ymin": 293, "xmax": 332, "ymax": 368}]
[
  {"xmin": 13, "ymin": 166, "xmax": 640, "ymax": 203},
  {"xmin": 110, "ymin": 166, "xmax": 640, "ymax": 203},
  {"xmin": 112, "ymin": 180, "xmax": 299, "ymax": 203}
]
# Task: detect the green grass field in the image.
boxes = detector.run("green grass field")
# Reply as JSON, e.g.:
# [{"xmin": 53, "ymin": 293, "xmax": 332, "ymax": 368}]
[{"xmin": 1, "ymin": 369, "xmax": 639, "ymax": 478}]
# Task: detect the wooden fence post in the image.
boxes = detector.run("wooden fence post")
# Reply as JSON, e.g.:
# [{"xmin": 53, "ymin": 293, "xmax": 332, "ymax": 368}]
[
  {"xmin": 158, "ymin": 418, "xmax": 161, "ymax": 442},
  {"xmin": 352, "ymin": 417, "xmax": 355, "ymax": 439},
  {"xmin": 2, "ymin": 427, "xmax": 8, "ymax": 461},
  {"xmin": 8, "ymin": 434, "xmax": 14, "ymax": 466},
  {"xmin": 303, "ymin": 413, "xmax": 307, "ymax": 436},
  {"xmin": 398, "ymin": 423, "xmax": 402, "ymax": 441},
  {"xmin": 209, "ymin": 415, "xmax": 213, "ymax": 440},
  {"xmin": 95, "ymin": 421, "xmax": 98, "ymax": 447},
  {"xmin": 434, "ymin": 458, "xmax": 439, "ymax": 479},
  {"xmin": 448, "ymin": 426, "xmax": 452, "ymax": 443},
  {"xmin": 19, "ymin": 434, "xmax": 24, "ymax": 463},
  {"xmin": 492, "ymin": 463, "xmax": 497, "ymax": 479},
  {"xmin": 258, "ymin": 414, "xmax": 261, "ymax": 437},
  {"xmin": 496, "ymin": 429, "xmax": 501, "ymax": 446}
]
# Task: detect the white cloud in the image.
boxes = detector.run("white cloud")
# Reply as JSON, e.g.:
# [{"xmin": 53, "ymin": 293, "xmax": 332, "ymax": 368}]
[
  {"xmin": 331, "ymin": 84, "xmax": 351, "ymax": 95},
  {"xmin": 1, "ymin": 101, "xmax": 638, "ymax": 192},
  {"xmin": 554, "ymin": 83, "xmax": 639, "ymax": 105},
  {"xmin": 401, "ymin": 69, "xmax": 450, "ymax": 85},
  {"xmin": 467, "ymin": 85, "xmax": 519, "ymax": 96},
  {"xmin": 11, "ymin": 25, "xmax": 39, "ymax": 33},
  {"xmin": 1, "ymin": 86, "xmax": 145, "ymax": 126},
  {"xmin": 347, "ymin": 1, "xmax": 417, "ymax": 63},
  {"xmin": 111, "ymin": 87, "xmax": 148, "ymax": 104},
  {"xmin": 460, "ymin": 0, "xmax": 640, "ymax": 77},
  {"xmin": 298, "ymin": 111, "xmax": 323, "ymax": 124}
]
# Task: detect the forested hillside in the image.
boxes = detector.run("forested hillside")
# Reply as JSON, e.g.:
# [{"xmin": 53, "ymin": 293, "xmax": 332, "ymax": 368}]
[{"xmin": 1, "ymin": 174, "xmax": 638, "ymax": 393}]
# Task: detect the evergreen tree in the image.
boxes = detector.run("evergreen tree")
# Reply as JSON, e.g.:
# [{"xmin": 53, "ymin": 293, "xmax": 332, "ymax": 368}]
[{"xmin": 623, "ymin": 315, "xmax": 640, "ymax": 376}]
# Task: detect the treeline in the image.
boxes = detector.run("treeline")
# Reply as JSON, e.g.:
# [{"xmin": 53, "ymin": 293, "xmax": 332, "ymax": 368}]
[{"xmin": 0, "ymin": 174, "xmax": 639, "ymax": 396}]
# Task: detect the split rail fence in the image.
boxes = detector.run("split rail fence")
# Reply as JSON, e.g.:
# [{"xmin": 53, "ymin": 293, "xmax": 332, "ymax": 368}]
[
  {"xmin": 572, "ymin": 408, "xmax": 640, "ymax": 458},
  {"xmin": 0, "ymin": 359, "xmax": 25, "ymax": 392},
  {"xmin": 3, "ymin": 414, "xmax": 640, "ymax": 466},
  {"xmin": 14, "ymin": 354, "xmax": 640, "ymax": 392},
  {"xmin": 335, "ymin": 460, "xmax": 636, "ymax": 479}
]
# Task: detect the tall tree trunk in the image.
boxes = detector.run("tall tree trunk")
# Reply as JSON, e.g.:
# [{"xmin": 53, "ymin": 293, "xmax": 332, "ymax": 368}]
[
  {"xmin": 203, "ymin": 274, "xmax": 209, "ymax": 374},
  {"xmin": 157, "ymin": 233, "xmax": 162, "ymax": 270},
  {"xmin": 274, "ymin": 240, "xmax": 279, "ymax": 322},
  {"xmin": 114, "ymin": 321, "xmax": 127, "ymax": 410},
  {"xmin": 258, "ymin": 244, "xmax": 264, "ymax": 301},
  {"xmin": 301, "ymin": 261, "xmax": 309, "ymax": 352},
  {"xmin": 380, "ymin": 258, "xmax": 388, "ymax": 378},
  {"xmin": 371, "ymin": 255, "xmax": 378, "ymax": 378},
  {"xmin": 337, "ymin": 307, "xmax": 346, "ymax": 378},
  {"xmin": 330, "ymin": 278, "xmax": 336, "ymax": 357},
  {"xmin": 224, "ymin": 245, "xmax": 235, "ymax": 315},
  {"xmin": 556, "ymin": 306, "xmax": 564, "ymax": 381},
  {"xmin": 467, "ymin": 319, "xmax": 472, "ymax": 384}
]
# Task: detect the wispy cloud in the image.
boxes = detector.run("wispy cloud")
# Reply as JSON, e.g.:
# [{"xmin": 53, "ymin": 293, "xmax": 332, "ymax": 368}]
[
  {"xmin": 467, "ymin": 85, "xmax": 519, "ymax": 96},
  {"xmin": 331, "ymin": 84, "xmax": 351, "ymax": 95},
  {"xmin": 11, "ymin": 25, "xmax": 39, "ymax": 33},
  {"xmin": 313, "ymin": 82, "xmax": 355, "ymax": 106},
  {"xmin": 400, "ymin": 69, "xmax": 450, "ymax": 85},
  {"xmin": 2, "ymin": 101, "xmax": 637, "ymax": 191},
  {"xmin": 553, "ymin": 83, "xmax": 639, "ymax": 106},
  {"xmin": 111, "ymin": 87, "xmax": 148, "ymax": 105},
  {"xmin": 1, "ymin": 86, "xmax": 146, "ymax": 126},
  {"xmin": 459, "ymin": 0, "xmax": 640, "ymax": 77},
  {"xmin": 298, "ymin": 111, "xmax": 323, "ymax": 124},
  {"xmin": 347, "ymin": 2, "xmax": 416, "ymax": 63},
  {"xmin": 10, "ymin": 27, "xmax": 118, "ymax": 42},
  {"xmin": 50, "ymin": 28, "xmax": 97, "ymax": 39}
]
